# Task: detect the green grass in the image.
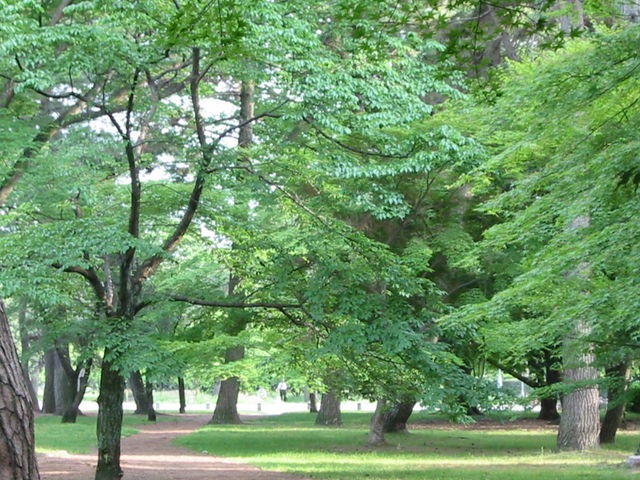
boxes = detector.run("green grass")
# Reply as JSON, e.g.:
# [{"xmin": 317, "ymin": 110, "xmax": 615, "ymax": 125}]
[
  {"xmin": 35, "ymin": 414, "xmax": 179, "ymax": 454},
  {"xmin": 175, "ymin": 412, "xmax": 637, "ymax": 480}
]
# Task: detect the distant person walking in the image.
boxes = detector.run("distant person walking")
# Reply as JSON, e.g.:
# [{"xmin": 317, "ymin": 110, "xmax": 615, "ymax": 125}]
[{"xmin": 276, "ymin": 380, "xmax": 288, "ymax": 401}]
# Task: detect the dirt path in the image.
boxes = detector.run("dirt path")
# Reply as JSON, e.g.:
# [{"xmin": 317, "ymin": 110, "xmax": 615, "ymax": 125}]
[{"xmin": 38, "ymin": 414, "xmax": 309, "ymax": 480}]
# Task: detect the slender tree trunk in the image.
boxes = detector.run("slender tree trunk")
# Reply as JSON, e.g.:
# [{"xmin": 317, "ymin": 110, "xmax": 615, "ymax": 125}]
[
  {"xmin": 145, "ymin": 380, "xmax": 156, "ymax": 422},
  {"xmin": 383, "ymin": 400, "xmax": 416, "ymax": 433},
  {"xmin": 210, "ymin": 345, "xmax": 244, "ymax": 424},
  {"xmin": 368, "ymin": 399, "xmax": 388, "ymax": 446},
  {"xmin": 178, "ymin": 377, "xmax": 186, "ymax": 414},
  {"xmin": 309, "ymin": 392, "xmax": 318, "ymax": 413},
  {"xmin": 129, "ymin": 370, "xmax": 149, "ymax": 415},
  {"xmin": 42, "ymin": 349, "xmax": 57, "ymax": 414},
  {"xmin": 600, "ymin": 361, "xmax": 631, "ymax": 444},
  {"xmin": 0, "ymin": 301, "xmax": 40, "ymax": 480},
  {"xmin": 315, "ymin": 388, "xmax": 342, "ymax": 426},
  {"xmin": 95, "ymin": 354, "xmax": 125, "ymax": 480}
]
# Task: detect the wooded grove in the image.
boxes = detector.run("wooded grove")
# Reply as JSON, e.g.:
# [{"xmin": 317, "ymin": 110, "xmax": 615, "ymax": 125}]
[{"xmin": 1, "ymin": 0, "xmax": 639, "ymax": 479}]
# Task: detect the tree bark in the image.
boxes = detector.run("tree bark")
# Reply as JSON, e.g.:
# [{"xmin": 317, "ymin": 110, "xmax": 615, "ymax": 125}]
[
  {"xmin": 210, "ymin": 345, "xmax": 244, "ymax": 424},
  {"xmin": 178, "ymin": 377, "xmax": 186, "ymax": 414},
  {"xmin": 95, "ymin": 354, "xmax": 125, "ymax": 480},
  {"xmin": 42, "ymin": 348, "xmax": 57, "ymax": 414},
  {"xmin": 600, "ymin": 361, "xmax": 631, "ymax": 444},
  {"xmin": 129, "ymin": 370, "xmax": 150, "ymax": 415},
  {"xmin": 309, "ymin": 392, "xmax": 318, "ymax": 413},
  {"xmin": 0, "ymin": 301, "xmax": 40, "ymax": 480},
  {"xmin": 556, "ymin": 323, "xmax": 600, "ymax": 450},
  {"xmin": 383, "ymin": 399, "xmax": 416, "ymax": 433},
  {"xmin": 315, "ymin": 388, "xmax": 342, "ymax": 426},
  {"xmin": 368, "ymin": 399, "xmax": 388, "ymax": 446},
  {"xmin": 557, "ymin": 216, "xmax": 599, "ymax": 451}
]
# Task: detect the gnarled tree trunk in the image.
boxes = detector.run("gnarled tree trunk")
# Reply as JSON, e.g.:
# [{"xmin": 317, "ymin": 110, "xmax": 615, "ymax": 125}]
[
  {"xmin": 383, "ymin": 399, "xmax": 416, "ymax": 433},
  {"xmin": 0, "ymin": 300, "xmax": 40, "ymax": 480}
]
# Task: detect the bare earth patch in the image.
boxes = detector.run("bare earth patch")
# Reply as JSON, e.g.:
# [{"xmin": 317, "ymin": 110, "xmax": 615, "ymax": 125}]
[{"xmin": 38, "ymin": 414, "xmax": 309, "ymax": 480}]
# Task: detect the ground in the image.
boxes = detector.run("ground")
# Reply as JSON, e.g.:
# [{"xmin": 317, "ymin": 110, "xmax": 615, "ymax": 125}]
[{"xmin": 38, "ymin": 414, "xmax": 309, "ymax": 480}]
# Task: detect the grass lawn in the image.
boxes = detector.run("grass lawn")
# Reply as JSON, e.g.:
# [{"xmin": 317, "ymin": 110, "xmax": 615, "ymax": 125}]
[
  {"xmin": 35, "ymin": 414, "xmax": 177, "ymax": 454},
  {"xmin": 175, "ymin": 412, "xmax": 638, "ymax": 480}
]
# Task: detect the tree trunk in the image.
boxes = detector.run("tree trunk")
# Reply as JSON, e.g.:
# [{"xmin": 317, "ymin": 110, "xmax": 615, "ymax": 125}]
[
  {"xmin": 146, "ymin": 380, "xmax": 156, "ymax": 422},
  {"xmin": 557, "ymin": 216, "xmax": 599, "ymax": 451},
  {"xmin": 178, "ymin": 377, "xmax": 186, "ymax": 414},
  {"xmin": 129, "ymin": 370, "xmax": 149, "ymax": 415},
  {"xmin": 368, "ymin": 399, "xmax": 388, "ymax": 446},
  {"xmin": 315, "ymin": 388, "xmax": 342, "ymax": 426},
  {"xmin": 538, "ymin": 397, "xmax": 560, "ymax": 421},
  {"xmin": 42, "ymin": 349, "xmax": 57, "ymax": 414},
  {"xmin": 538, "ymin": 367, "xmax": 561, "ymax": 421},
  {"xmin": 556, "ymin": 324, "xmax": 600, "ymax": 451},
  {"xmin": 53, "ymin": 346, "xmax": 74, "ymax": 416},
  {"xmin": 0, "ymin": 300, "xmax": 40, "ymax": 480},
  {"xmin": 61, "ymin": 361, "xmax": 91, "ymax": 424},
  {"xmin": 210, "ymin": 345, "xmax": 244, "ymax": 424},
  {"xmin": 309, "ymin": 392, "xmax": 318, "ymax": 413},
  {"xmin": 95, "ymin": 354, "xmax": 125, "ymax": 480},
  {"xmin": 383, "ymin": 400, "xmax": 415, "ymax": 433},
  {"xmin": 17, "ymin": 299, "xmax": 40, "ymax": 411},
  {"xmin": 600, "ymin": 361, "xmax": 631, "ymax": 444}
]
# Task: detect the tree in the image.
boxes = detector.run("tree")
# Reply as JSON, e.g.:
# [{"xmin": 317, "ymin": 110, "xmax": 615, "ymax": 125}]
[
  {"xmin": 0, "ymin": 301, "xmax": 39, "ymax": 480},
  {"xmin": 455, "ymin": 24, "xmax": 640, "ymax": 450}
]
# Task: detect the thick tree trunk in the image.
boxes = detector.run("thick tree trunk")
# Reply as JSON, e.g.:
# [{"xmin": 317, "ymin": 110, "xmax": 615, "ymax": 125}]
[
  {"xmin": 129, "ymin": 370, "xmax": 149, "ymax": 415},
  {"xmin": 368, "ymin": 399, "xmax": 388, "ymax": 446},
  {"xmin": 146, "ymin": 380, "xmax": 156, "ymax": 422},
  {"xmin": 42, "ymin": 349, "xmax": 57, "ymax": 414},
  {"xmin": 53, "ymin": 346, "xmax": 74, "ymax": 416},
  {"xmin": 95, "ymin": 355, "xmax": 125, "ymax": 480},
  {"xmin": 315, "ymin": 388, "xmax": 342, "ymax": 426},
  {"xmin": 383, "ymin": 400, "xmax": 415, "ymax": 433},
  {"xmin": 210, "ymin": 345, "xmax": 244, "ymax": 424},
  {"xmin": 0, "ymin": 301, "xmax": 40, "ymax": 480},
  {"xmin": 600, "ymin": 361, "xmax": 631, "ymax": 444},
  {"xmin": 557, "ymin": 217, "xmax": 599, "ymax": 451},
  {"xmin": 557, "ymin": 323, "xmax": 600, "ymax": 451},
  {"xmin": 178, "ymin": 377, "xmax": 186, "ymax": 414},
  {"xmin": 309, "ymin": 392, "xmax": 318, "ymax": 413}
]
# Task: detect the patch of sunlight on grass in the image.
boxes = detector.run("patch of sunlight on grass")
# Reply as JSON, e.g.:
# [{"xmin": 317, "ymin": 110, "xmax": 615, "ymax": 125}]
[
  {"xmin": 35, "ymin": 414, "xmax": 181, "ymax": 454},
  {"xmin": 175, "ymin": 412, "xmax": 637, "ymax": 480}
]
